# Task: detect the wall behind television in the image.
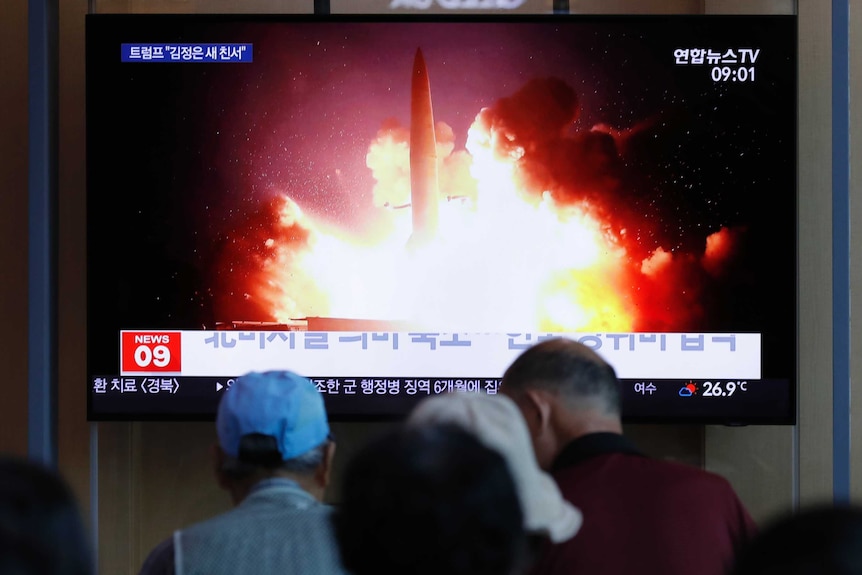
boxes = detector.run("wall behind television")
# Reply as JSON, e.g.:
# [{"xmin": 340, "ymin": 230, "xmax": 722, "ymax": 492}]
[
  {"xmin": 0, "ymin": 0, "xmax": 28, "ymax": 456},
  {"xmin": 2, "ymin": 0, "xmax": 862, "ymax": 573}
]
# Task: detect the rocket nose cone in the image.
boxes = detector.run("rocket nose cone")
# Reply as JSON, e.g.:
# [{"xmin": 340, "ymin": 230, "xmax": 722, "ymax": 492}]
[{"xmin": 413, "ymin": 48, "xmax": 427, "ymax": 74}]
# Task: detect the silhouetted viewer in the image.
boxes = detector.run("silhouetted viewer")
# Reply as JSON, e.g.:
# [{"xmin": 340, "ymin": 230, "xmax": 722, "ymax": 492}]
[
  {"xmin": 501, "ymin": 338, "xmax": 756, "ymax": 575},
  {"xmin": 139, "ymin": 370, "xmax": 347, "ymax": 575},
  {"xmin": 733, "ymin": 505, "xmax": 862, "ymax": 575},
  {"xmin": 0, "ymin": 457, "xmax": 92, "ymax": 575},
  {"xmin": 407, "ymin": 393, "xmax": 582, "ymax": 545},
  {"xmin": 333, "ymin": 424, "xmax": 529, "ymax": 575}
]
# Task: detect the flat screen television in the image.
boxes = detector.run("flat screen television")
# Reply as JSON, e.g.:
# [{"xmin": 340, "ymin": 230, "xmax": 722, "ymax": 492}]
[{"xmin": 87, "ymin": 13, "xmax": 797, "ymax": 423}]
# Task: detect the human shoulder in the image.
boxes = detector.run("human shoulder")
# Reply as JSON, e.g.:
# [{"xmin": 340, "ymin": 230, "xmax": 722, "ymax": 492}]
[
  {"xmin": 181, "ymin": 486, "xmax": 333, "ymax": 540},
  {"xmin": 554, "ymin": 435, "xmax": 741, "ymax": 499}
]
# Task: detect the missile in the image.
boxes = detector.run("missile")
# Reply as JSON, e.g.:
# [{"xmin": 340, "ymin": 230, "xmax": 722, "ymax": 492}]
[{"xmin": 408, "ymin": 48, "xmax": 440, "ymax": 248}]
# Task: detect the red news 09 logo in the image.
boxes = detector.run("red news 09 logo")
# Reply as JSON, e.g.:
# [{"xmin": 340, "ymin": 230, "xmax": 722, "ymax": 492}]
[{"xmin": 121, "ymin": 331, "xmax": 182, "ymax": 373}]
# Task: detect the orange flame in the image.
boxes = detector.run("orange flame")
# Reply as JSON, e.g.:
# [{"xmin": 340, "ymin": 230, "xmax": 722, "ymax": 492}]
[{"xmin": 257, "ymin": 112, "xmax": 638, "ymax": 332}]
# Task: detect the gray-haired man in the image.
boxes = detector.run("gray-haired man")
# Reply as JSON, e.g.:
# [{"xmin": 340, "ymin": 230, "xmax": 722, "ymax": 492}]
[{"xmin": 139, "ymin": 371, "xmax": 347, "ymax": 575}]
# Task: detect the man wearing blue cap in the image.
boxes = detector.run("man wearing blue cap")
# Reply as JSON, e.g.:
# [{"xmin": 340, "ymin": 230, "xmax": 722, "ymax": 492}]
[{"xmin": 139, "ymin": 371, "xmax": 347, "ymax": 575}]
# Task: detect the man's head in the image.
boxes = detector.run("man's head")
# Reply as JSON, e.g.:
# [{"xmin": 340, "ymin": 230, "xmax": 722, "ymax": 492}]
[
  {"xmin": 0, "ymin": 457, "xmax": 92, "ymax": 575},
  {"xmin": 333, "ymin": 424, "xmax": 527, "ymax": 575},
  {"xmin": 501, "ymin": 338, "xmax": 622, "ymax": 470},
  {"xmin": 214, "ymin": 370, "xmax": 335, "ymax": 503}
]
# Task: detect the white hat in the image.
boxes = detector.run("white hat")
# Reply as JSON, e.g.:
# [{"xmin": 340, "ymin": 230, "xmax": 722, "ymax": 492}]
[{"xmin": 407, "ymin": 393, "xmax": 583, "ymax": 543}]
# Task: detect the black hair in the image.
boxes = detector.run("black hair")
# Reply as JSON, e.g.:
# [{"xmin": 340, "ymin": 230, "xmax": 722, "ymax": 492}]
[
  {"xmin": 333, "ymin": 424, "xmax": 527, "ymax": 575},
  {"xmin": 219, "ymin": 433, "xmax": 327, "ymax": 479},
  {"xmin": 502, "ymin": 337, "xmax": 621, "ymax": 415},
  {"xmin": 0, "ymin": 457, "xmax": 92, "ymax": 575},
  {"xmin": 733, "ymin": 505, "xmax": 862, "ymax": 575}
]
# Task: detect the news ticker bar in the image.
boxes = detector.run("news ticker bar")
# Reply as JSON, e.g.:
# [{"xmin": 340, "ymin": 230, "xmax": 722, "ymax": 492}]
[
  {"xmin": 118, "ymin": 331, "xmax": 762, "ymax": 380},
  {"xmin": 89, "ymin": 375, "xmax": 791, "ymax": 421}
]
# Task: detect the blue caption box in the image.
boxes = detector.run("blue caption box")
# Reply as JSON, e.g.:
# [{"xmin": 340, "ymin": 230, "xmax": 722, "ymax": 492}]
[{"xmin": 121, "ymin": 43, "xmax": 253, "ymax": 63}]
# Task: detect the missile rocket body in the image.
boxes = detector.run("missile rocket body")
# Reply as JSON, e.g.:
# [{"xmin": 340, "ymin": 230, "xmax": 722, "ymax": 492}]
[{"xmin": 408, "ymin": 48, "xmax": 440, "ymax": 247}]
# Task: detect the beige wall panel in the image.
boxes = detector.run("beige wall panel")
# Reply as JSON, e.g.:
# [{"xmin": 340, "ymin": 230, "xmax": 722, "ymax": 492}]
[
  {"xmin": 59, "ymin": 0, "xmax": 92, "ymax": 522},
  {"xmin": 624, "ymin": 425, "xmax": 703, "ymax": 467},
  {"xmin": 567, "ymin": 0, "xmax": 702, "ymax": 13},
  {"xmin": 850, "ymin": 0, "xmax": 862, "ymax": 501},
  {"xmin": 797, "ymin": 0, "xmax": 834, "ymax": 504},
  {"xmin": 94, "ymin": 0, "xmax": 312, "ymax": 13},
  {"xmin": 704, "ymin": 0, "xmax": 794, "ymax": 14},
  {"xmin": 98, "ymin": 423, "xmax": 141, "ymax": 575},
  {"xmin": 99, "ymin": 422, "xmax": 225, "ymax": 575},
  {"xmin": 0, "ymin": 0, "xmax": 29, "ymax": 456},
  {"xmin": 136, "ymin": 423, "xmax": 231, "ymax": 564},
  {"xmin": 705, "ymin": 426, "xmax": 792, "ymax": 525}
]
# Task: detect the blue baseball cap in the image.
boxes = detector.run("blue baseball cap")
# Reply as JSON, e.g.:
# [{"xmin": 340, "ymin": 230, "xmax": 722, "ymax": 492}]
[{"xmin": 217, "ymin": 371, "xmax": 330, "ymax": 461}]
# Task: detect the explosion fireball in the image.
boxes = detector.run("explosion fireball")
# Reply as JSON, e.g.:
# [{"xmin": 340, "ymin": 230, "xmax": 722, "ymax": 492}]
[{"xmin": 217, "ymin": 55, "xmax": 743, "ymax": 334}]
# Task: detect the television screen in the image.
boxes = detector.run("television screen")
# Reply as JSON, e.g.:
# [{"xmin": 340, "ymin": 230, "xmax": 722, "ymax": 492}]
[{"xmin": 87, "ymin": 13, "xmax": 797, "ymax": 423}]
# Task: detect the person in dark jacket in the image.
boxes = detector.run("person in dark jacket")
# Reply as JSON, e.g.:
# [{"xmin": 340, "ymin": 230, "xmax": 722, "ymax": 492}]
[{"xmin": 502, "ymin": 337, "xmax": 757, "ymax": 575}]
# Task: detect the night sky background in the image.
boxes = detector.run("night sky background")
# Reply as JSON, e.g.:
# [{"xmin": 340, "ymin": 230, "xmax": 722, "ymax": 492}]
[{"xmin": 87, "ymin": 15, "xmax": 796, "ymax": 385}]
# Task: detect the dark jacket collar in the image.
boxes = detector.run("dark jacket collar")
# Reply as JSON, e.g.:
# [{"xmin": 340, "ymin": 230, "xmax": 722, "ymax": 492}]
[{"xmin": 551, "ymin": 432, "xmax": 644, "ymax": 473}]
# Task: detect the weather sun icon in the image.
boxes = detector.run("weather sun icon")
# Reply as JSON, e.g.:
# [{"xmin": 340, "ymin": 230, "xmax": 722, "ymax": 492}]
[{"xmin": 678, "ymin": 382, "xmax": 698, "ymax": 397}]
